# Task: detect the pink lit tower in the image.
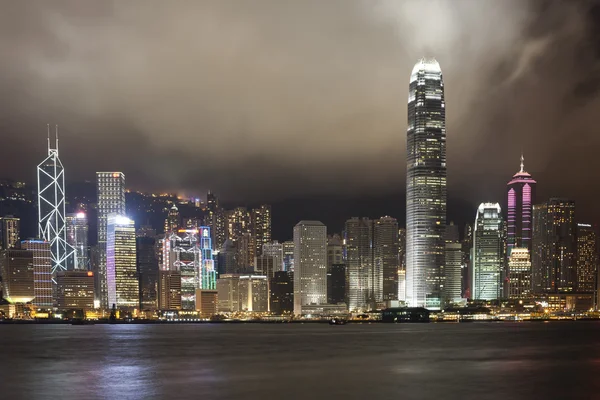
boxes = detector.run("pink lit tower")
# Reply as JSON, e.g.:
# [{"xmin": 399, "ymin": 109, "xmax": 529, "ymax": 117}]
[{"xmin": 506, "ymin": 154, "xmax": 536, "ymax": 256}]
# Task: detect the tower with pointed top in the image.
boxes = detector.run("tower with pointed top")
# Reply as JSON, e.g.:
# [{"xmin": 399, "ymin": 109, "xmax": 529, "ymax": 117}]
[
  {"xmin": 38, "ymin": 125, "xmax": 74, "ymax": 281},
  {"xmin": 506, "ymin": 154, "xmax": 536, "ymax": 256},
  {"xmin": 406, "ymin": 58, "xmax": 446, "ymax": 309}
]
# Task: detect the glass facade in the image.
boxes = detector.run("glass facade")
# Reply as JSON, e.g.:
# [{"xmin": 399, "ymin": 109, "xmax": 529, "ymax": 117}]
[
  {"xmin": 472, "ymin": 203, "xmax": 503, "ymax": 300},
  {"xmin": 106, "ymin": 214, "xmax": 138, "ymax": 309},
  {"xmin": 506, "ymin": 155, "xmax": 536, "ymax": 256},
  {"xmin": 293, "ymin": 221, "xmax": 327, "ymax": 315},
  {"xmin": 406, "ymin": 58, "xmax": 446, "ymax": 309}
]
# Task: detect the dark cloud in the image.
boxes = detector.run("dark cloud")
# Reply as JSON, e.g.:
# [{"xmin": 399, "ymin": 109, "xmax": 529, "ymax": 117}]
[{"xmin": 1, "ymin": 0, "xmax": 600, "ymax": 223}]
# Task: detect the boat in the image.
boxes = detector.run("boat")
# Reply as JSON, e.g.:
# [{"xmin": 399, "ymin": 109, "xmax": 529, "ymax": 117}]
[{"xmin": 329, "ymin": 318, "xmax": 347, "ymax": 325}]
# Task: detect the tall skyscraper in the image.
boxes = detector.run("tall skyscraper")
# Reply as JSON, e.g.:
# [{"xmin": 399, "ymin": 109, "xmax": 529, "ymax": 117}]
[
  {"xmin": 199, "ymin": 226, "xmax": 217, "ymax": 290},
  {"xmin": 106, "ymin": 214, "xmax": 138, "ymax": 309},
  {"xmin": 66, "ymin": 212, "xmax": 89, "ymax": 270},
  {"xmin": 263, "ymin": 241, "xmax": 284, "ymax": 272},
  {"xmin": 444, "ymin": 222, "xmax": 462, "ymax": 304},
  {"xmin": 345, "ymin": 217, "xmax": 373, "ymax": 312},
  {"xmin": 283, "ymin": 241, "xmax": 295, "ymax": 272},
  {"xmin": 270, "ymin": 271, "xmax": 294, "ymax": 314},
  {"xmin": 327, "ymin": 264, "xmax": 346, "ymax": 305},
  {"xmin": 327, "ymin": 235, "xmax": 344, "ymax": 267},
  {"xmin": 375, "ymin": 216, "xmax": 399, "ymax": 303},
  {"xmin": 406, "ymin": 58, "xmax": 446, "ymax": 310},
  {"xmin": 293, "ymin": 221, "xmax": 327, "ymax": 316},
  {"xmin": 38, "ymin": 127, "xmax": 73, "ymax": 276},
  {"xmin": 461, "ymin": 224, "xmax": 473, "ymax": 298},
  {"xmin": 576, "ymin": 224, "xmax": 598, "ymax": 292},
  {"xmin": 251, "ymin": 205, "xmax": 272, "ymax": 257},
  {"xmin": 22, "ymin": 240, "xmax": 53, "ymax": 308},
  {"xmin": 471, "ymin": 203, "xmax": 504, "ymax": 300},
  {"xmin": 163, "ymin": 229, "xmax": 202, "ymax": 310},
  {"xmin": 0, "ymin": 248, "xmax": 34, "ymax": 304},
  {"xmin": 97, "ymin": 172, "xmax": 126, "ymax": 308},
  {"xmin": 507, "ymin": 155, "xmax": 537, "ymax": 256},
  {"xmin": 137, "ymin": 236, "xmax": 159, "ymax": 310},
  {"xmin": 508, "ymin": 248, "xmax": 532, "ymax": 299},
  {"xmin": 532, "ymin": 199, "xmax": 577, "ymax": 293},
  {"xmin": 164, "ymin": 205, "xmax": 180, "ymax": 233},
  {"xmin": 0, "ymin": 216, "xmax": 20, "ymax": 250}
]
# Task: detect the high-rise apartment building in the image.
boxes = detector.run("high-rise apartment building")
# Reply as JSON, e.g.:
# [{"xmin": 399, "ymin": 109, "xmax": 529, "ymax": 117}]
[
  {"xmin": 106, "ymin": 214, "xmax": 138, "ymax": 309},
  {"xmin": 21, "ymin": 240, "xmax": 52, "ymax": 308},
  {"xmin": 66, "ymin": 212, "xmax": 89, "ymax": 270},
  {"xmin": 406, "ymin": 59, "xmax": 446, "ymax": 310},
  {"xmin": 293, "ymin": 221, "xmax": 327, "ymax": 316},
  {"xmin": 345, "ymin": 217, "xmax": 373, "ymax": 312},
  {"xmin": 0, "ymin": 216, "xmax": 20, "ymax": 250},
  {"xmin": 508, "ymin": 248, "xmax": 532, "ymax": 298},
  {"xmin": 444, "ymin": 222, "xmax": 462, "ymax": 304},
  {"xmin": 532, "ymin": 199, "xmax": 577, "ymax": 293},
  {"xmin": 375, "ymin": 216, "xmax": 399, "ymax": 303},
  {"xmin": 507, "ymin": 155, "xmax": 536, "ymax": 256},
  {"xmin": 472, "ymin": 203, "xmax": 504, "ymax": 300},
  {"xmin": 251, "ymin": 205, "xmax": 272, "ymax": 257},
  {"xmin": 97, "ymin": 172, "xmax": 126, "ymax": 308},
  {"xmin": 38, "ymin": 129, "xmax": 73, "ymax": 275},
  {"xmin": 576, "ymin": 224, "xmax": 598, "ymax": 292},
  {"xmin": 0, "ymin": 248, "xmax": 34, "ymax": 304}
]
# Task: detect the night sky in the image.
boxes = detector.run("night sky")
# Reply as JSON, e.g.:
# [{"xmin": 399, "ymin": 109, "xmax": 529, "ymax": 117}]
[{"xmin": 1, "ymin": 1, "xmax": 600, "ymax": 238}]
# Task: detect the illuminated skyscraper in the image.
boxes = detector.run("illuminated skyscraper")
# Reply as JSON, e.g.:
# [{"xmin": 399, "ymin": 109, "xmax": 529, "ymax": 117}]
[
  {"xmin": 97, "ymin": 172, "xmax": 126, "ymax": 308},
  {"xmin": 66, "ymin": 212, "xmax": 89, "ymax": 270},
  {"xmin": 508, "ymin": 248, "xmax": 532, "ymax": 298},
  {"xmin": 406, "ymin": 58, "xmax": 446, "ymax": 310},
  {"xmin": 444, "ymin": 222, "xmax": 462, "ymax": 304},
  {"xmin": 252, "ymin": 205, "xmax": 272, "ymax": 257},
  {"xmin": 375, "ymin": 216, "xmax": 399, "ymax": 303},
  {"xmin": 239, "ymin": 275, "xmax": 269, "ymax": 312},
  {"xmin": 345, "ymin": 217, "xmax": 373, "ymax": 312},
  {"xmin": 293, "ymin": 221, "xmax": 327, "ymax": 316},
  {"xmin": 472, "ymin": 203, "xmax": 503, "ymax": 300},
  {"xmin": 56, "ymin": 271, "xmax": 95, "ymax": 311},
  {"xmin": 106, "ymin": 214, "xmax": 138, "ymax": 309},
  {"xmin": 263, "ymin": 241, "xmax": 284, "ymax": 272},
  {"xmin": 507, "ymin": 155, "xmax": 536, "ymax": 256},
  {"xmin": 163, "ymin": 229, "xmax": 202, "ymax": 310},
  {"xmin": 22, "ymin": 240, "xmax": 53, "ymax": 308},
  {"xmin": 0, "ymin": 216, "xmax": 20, "ymax": 250},
  {"xmin": 38, "ymin": 127, "xmax": 73, "ymax": 276},
  {"xmin": 164, "ymin": 205, "xmax": 180, "ymax": 233},
  {"xmin": 576, "ymin": 224, "xmax": 598, "ymax": 292},
  {"xmin": 199, "ymin": 226, "xmax": 216, "ymax": 290},
  {"xmin": 283, "ymin": 241, "xmax": 295, "ymax": 272},
  {"xmin": 532, "ymin": 199, "xmax": 576, "ymax": 293},
  {"xmin": 0, "ymin": 248, "xmax": 34, "ymax": 304}
]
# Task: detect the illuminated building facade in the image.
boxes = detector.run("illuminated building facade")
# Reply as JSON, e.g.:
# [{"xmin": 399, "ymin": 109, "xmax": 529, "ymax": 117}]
[
  {"xmin": 293, "ymin": 221, "xmax": 327, "ymax": 316},
  {"xmin": 576, "ymin": 224, "xmax": 598, "ymax": 292},
  {"xmin": 532, "ymin": 199, "xmax": 576, "ymax": 293},
  {"xmin": 106, "ymin": 214, "xmax": 138, "ymax": 309},
  {"xmin": 263, "ymin": 241, "xmax": 284, "ymax": 272},
  {"xmin": 327, "ymin": 235, "xmax": 343, "ymax": 267},
  {"xmin": 239, "ymin": 275, "xmax": 269, "ymax": 312},
  {"xmin": 251, "ymin": 204, "xmax": 272, "ymax": 257},
  {"xmin": 508, "ymin": 247, "xmax": 532, "ymax": 298},
  {"xmin": 199, "ymin": 226, "xmax": 216, "ymax": 290},
  {"xmin": 0, "ymin": 216, "xmax": 20, "ymax": 250},
  {"xmin": 164, "ymin": 205, "xmax": 180, "ymax": 233},
  {"xmin": 195, "ymin": 289, "xmax": 218, "ymax": 317},
  {"xmin": 444, "ymin": 222, "xmax": 462, "ymax": 304},
  {"xmin": 56, "ymin": 270, "xmax": 95, "ymax": 311},
  {"xmin": 472, "ymin": 203, "xmax": 503, "ymax": 300},
  {"xmin": 0, "ymin": 248, "xmax": 34, "ymax": 304},
  {"xmin": 507, "ymin": 155, "xmax": 536, "ymax": 256},
  {"xmin": 204, "ymin": 191, "xmax": 227, "ymax": 251},
  {"xmin": 375, "ymin": 216, "xmax": 399, "ymax": 303},
  {"xmin": 345, "ymin": 217, "xmax": 373, "ymax": 312},
  {"xmin": 97, "ymin": 172, "xmax": 126, "ymax": 308},
  {"xmin": 158, "ymin": 270, "xmax": 181, "ymax": 310},
  {"xmin": 406, "ymin": 58, "xmax": 446, "ymax": 310},
  {"xmin": 66, "ymin": 212, "xmax": 89, "ymax": 270},
  {"xmin": 38, "ymin": 128, "xmax": 73, "ymax": 276},
  {"xmin": 163, "ymin": 229, "xmax": 202, "ymax": 310},
  {"xmin": 283, "ymin": 241, "xmax": 295, "ymax": 272},
  {"xmin": 22, "ymin": 240, "xmax": 53, "ymax": 308},
  {"xmin": 216, "ymin": 274, "xmax": 240, "ymax": 312}
]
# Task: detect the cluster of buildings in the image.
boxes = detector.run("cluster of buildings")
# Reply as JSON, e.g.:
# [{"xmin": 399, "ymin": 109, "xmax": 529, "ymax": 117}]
[{"xmin": 0, "ymin": 59, "xmax": 598, "ymax": 321}]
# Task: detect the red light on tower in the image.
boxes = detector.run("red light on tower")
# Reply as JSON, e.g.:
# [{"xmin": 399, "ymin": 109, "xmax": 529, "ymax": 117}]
[{"xmin": 87, "ymin": 271, "xmax": 94, "ymax": 277}]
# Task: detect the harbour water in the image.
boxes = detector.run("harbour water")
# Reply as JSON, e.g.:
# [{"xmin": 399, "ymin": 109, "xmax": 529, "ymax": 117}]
[{"xmin": 1, "ymin": 322, "xmax": 599, "ymax": 399}]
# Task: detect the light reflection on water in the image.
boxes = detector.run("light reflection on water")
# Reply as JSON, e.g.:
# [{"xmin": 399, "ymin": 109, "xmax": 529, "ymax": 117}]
[{"xmin": 1, "ymin": 322, "xmax": 600, "ymax": 399}]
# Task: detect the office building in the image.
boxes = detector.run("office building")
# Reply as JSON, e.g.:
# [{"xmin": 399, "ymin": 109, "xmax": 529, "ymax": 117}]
[
  {"xmin": 0, "ymin": 216, "xmax": 20, "ymax": 250},
  {"xmin": 293, "ymin": 221, "xmax": 327, "ymax": 316},
  {"xmin": 216, "ymin": 274, "xmax": 240, "ymax": 313},
  {"xmin": 327, "ymin": 234, "xmax": 344, "ymax": 266},
  {"xmin": 137, "ymin": 236, "xmax": 158, "ymax": 310},
  {"xmin": 508, "ymin": 248, "xmax": 532, "ymax": 298},
  {"xmin": 327, "ymin": 263, "xmax": 346, "ymax": 305},
  {"xmin": 532, "ymin": 199, "xmax": 577, "ymax": 293},
  {"xmin": 164, "ymin": 205, "xmax": 180, "ymax": 233},
  {"xmin": 22, "ymin": 240, "xmax": 52, "ymax": 308},
  {"xmin": 239, "ymin": 275, "xmax": 269, "ymax": 312},
  {"xmin": 163, "ymin": 229, "xmax": 201, "ymax": 310},
  {"xmin": 345, "ymin": 217, "xmax": 373, "ymax": 312},
  {"xmin": 270, "ymin": 271, "xmax": 293, "ymax": 314},
  {"xmin": 204, "ymin": 191, "xmax": 227, "ymax": 251},
  {"xmin": 263, "ymin": 241, "xmax": 284, "ymax": 272},
  {"xmin": 251, "ymin": 204, "xmax": 272, "ymax": 257},
  {"xmin": 106, "ymin": 214, "xmax": 138, "ymax": 309},
  {"xmin": 97, "ymin": 171, "xmax": 126, "ymax": 308},
  {"xmin": 444, "ymin": 222, "xmax": 462, "ymax": 304},
  {"xmin": 471, "ymin": 203, "xmax": 504, "ymax": 300},
  {"xmin": 462, "ymin": 224, "xmax": 473, "ymax": 298},
  {"xmin": 66, "ymin": 212, "xmax": 89, "ymax": 270},
  {"xmin": 406, "ymin": 58, "xmax": 447, "ymax": 310},
  {"xmin": 0, "ymin": 248, "xmax": 34, "ymax": 304},
  {"xmin": 576, "ymin": 224, "xmax": 598, "ymax": 292},
  {"xmin": 375, "ymin": 216, "xmax": 399, "ymax": 303},
  {"xmin": 506, "ymin": 155, "xmax": 536, "ymax": 256},
  {"xmin": 38, "ymin": 128, "xmax": 73, "ymax": 277},
  {"xmin": 218, "ymin": 239, "xmax": 238, "ymax": 275},
  {"xmin": 256, "ymin": 254, "xmax": 275, "ymax": 278},
  {"xmin": 195, "ymin": 289, "xmax": 218, "ymax": 317},
  {"xmin": 158, "ymin": 270, "xmax": 181, "ymax": 310},
  {"xmin": 283, "ymin": 241, "xmax": 295, "ymax": 272},
  {"xmin": 199, "ymin": 226, "xmax": 217, "ymax": 290},
  {"xmin": 56, "ymin": 270, "xmax": 95, "ymax": 311}
]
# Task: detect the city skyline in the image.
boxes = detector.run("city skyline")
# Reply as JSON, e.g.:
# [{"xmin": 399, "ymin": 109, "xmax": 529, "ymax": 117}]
[{"xmin": 1, "ymin": 1, "xmax": 600, "ymax": 226}]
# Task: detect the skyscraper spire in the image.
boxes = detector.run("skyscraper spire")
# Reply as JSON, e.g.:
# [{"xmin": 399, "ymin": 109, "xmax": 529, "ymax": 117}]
[
  {"xmin": 520, "ymin": 152, "xmax": 524, "ymax": 173},
  {"xmin": 47, "ymin": 123, "xmax": 50, "ymax": 152},
  {"xmin": 55, "ymin": 124, "xmax": 59, "ymax": 151}
]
